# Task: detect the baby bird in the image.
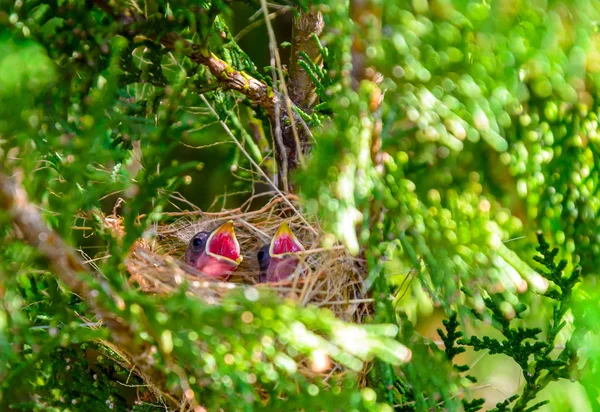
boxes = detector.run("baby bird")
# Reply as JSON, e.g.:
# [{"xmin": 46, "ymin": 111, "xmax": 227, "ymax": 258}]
[
  {"xmin": 257, "ymin": 222, "xmax": 304, "ymax": 282},
  {"xmin": 184, "ymin": 220, "xmax": 243, "ymax": 279}
]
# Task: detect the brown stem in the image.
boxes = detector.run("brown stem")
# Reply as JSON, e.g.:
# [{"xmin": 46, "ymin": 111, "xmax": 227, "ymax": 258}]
[
  {"xmin": 159, "ymin": 32, "xmax": 276, "ymax": 115},
  {"xmin": 94, "ymin": 0, "xmax": 318, "ymax": 188},
  {"xmin": 350, "ymin": 0, "xmax": 385, "ymax": 272},
  {"xmin": 288, "ymin": 7, "xmax": 324, "ymax": 112},
  {"xmin": 268, "ymin": 5, "xmax": 325, "ymax": 187},
  {"xmin": 0, "ymin": 171, "xmax": 177, "ymax": 407}
]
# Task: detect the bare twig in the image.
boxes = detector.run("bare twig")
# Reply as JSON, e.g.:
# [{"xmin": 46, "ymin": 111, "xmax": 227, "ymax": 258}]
[
  {"xmin": 93, "ymin": 0, "xmax": 313, "ymax": 187},
  {"xmin": 160, "ymin": 32, "xmax": 277, "ymax": 114},
  {"xmin": 260, "ymin": 0, "xmax": 308, "ymax": 181},
  {"xmin": 234, "ymin": 8, "xmax": 288, "ymax": 42},
  {"xmin": 200, "ymin": 95, "xmax": 319, "ymax": 236}
]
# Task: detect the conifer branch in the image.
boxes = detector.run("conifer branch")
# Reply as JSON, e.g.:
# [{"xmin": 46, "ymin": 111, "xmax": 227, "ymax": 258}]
[
  {"xmin": 158, "ymin": 32, "xmax": 277, "ymax": 115},
  {"xmin": 453, "ymin": 234, "xmax": 582, "ymax": 412},
  {"xmin": 93, "ymin": 0, "xmax": 310, "ymax": 184},
  {"xmin": 0, "ymin": 171, "xmax": 177, "ymax": 407}
]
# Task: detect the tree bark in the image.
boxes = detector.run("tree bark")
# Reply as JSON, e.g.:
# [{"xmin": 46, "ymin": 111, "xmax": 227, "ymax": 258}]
[{"xmin": 288, "ymin": 8, "xmax": 324, "ymax": 113}]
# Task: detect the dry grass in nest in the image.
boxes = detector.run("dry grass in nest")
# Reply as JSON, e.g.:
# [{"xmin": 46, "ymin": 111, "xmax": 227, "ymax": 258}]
[
  {"xmin": 95, "ymin": 194, "xmax": 373, "ymax": 323},
  {"xmin": 76, "ymin": 193, "xmax": 375, "ymax": 407}
]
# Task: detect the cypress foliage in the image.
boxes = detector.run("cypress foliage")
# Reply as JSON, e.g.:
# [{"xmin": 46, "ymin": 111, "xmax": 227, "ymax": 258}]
[{"xmin": 0, "ymin": 1, "xmax": 597, "ymax": 410}]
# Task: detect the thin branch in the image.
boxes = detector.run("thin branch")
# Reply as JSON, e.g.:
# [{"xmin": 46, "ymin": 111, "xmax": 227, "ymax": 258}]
[
  {"xmin": 0, "ymin": 171, "xmax": 178, "ymax": 408},
  {"xmin": 234, "ymin": 8, "xmax": 288, "ymax": 42},
  {"xmin": 199, "ymin": 95, "xmax": 319, "ymax": 236},
  {"xmin": 260, "ymin": 0, "xmax": 306, "ymax": 178},
  {"xmin": 160, "ymin": 32, "xmax": 276, "ymax": 114}
]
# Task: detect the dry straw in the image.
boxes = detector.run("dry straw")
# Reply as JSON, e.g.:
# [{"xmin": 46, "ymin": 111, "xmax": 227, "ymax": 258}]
[
  {"xmin": 92, "ymin": 193, "xmax": 372, "ymax": 323},
  {"xmin": 73, "ymin": 193, "xmax": 376, "ymax": 407}
]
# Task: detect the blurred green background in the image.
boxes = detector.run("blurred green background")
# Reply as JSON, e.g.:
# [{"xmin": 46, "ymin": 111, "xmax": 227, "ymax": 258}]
[{"xmin": 157, "ymin": 3, "xmax": 599, "ymax": 409}]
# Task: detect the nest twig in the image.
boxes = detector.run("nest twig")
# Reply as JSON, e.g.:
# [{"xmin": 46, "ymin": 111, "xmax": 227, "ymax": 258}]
[
  {"xmin": 68, "ymin": 192, "xmax": 378, "ymax": 408},
  {"xmin": 99, "ymin": 195, "xmax": 372, "ymax": 322}
]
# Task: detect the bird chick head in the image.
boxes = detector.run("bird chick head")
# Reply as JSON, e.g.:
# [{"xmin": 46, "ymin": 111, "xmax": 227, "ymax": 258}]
[
  {"xmin": 257, "ymin": 222, "xmax": 304, "ymax": 282},
  {"xmin": 185, "ymin": 220, "xmax": 242, "ymax": 279}
]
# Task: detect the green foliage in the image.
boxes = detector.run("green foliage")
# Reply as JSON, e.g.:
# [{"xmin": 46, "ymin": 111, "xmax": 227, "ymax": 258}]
[
  {"xmin": 1, "ymin": 239, "xmax": 408, "ymax": 409},
  {"xmin": 8, "ymin": 343, "xmax": 145, "ymax": 411},
  {"xmin": 572, "ymin": 274, "xmax": 600, "ymax": 409},
  {"xmin": 390, "ymin": 314, "xmax": 463, "ymax": 411},
  {"xmin": 0, "ymin": 0, "xmax": 596, "ymax": 410},
  {"xmin": 299, "ymin": 0, "xmax": 599, "ymax": 314},
  {"xmin": 448, "ymin": 234, "xmax": 581, "ymax": 412},
  {"xmin": 438, "ymin": 313, "xmax": 476, "ymax": 382}
]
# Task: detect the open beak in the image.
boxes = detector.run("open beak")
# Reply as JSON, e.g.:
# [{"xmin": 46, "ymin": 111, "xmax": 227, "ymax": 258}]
[
  {"xmin": 206, "ymin": 220, "xmax": 243, "ymax": 265},
  {"xmin": 269, "ymin": 222, "xmax": 304, "ymax": 258}
]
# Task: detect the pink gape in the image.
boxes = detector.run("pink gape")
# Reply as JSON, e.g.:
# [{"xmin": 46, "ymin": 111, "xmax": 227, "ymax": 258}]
[
  {"xmin": 257, "ymin": 223, "xmax": 304, "ymax": 282},
  {"xmin": 184, "ymin": 221, "xmax": 243, "ymax": 280}
]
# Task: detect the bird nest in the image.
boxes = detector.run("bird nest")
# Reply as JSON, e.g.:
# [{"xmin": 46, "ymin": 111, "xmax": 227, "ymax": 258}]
[{"xmin": 99, "ymin": 194, "xmax": 371, "ymax": 323}]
